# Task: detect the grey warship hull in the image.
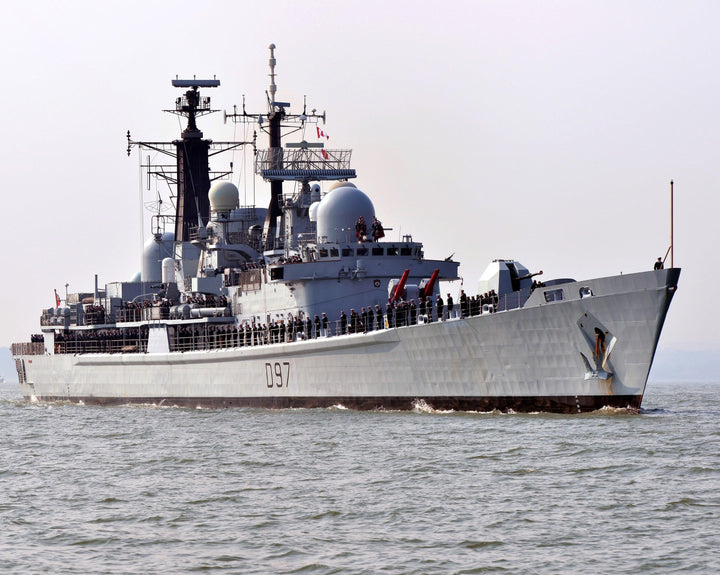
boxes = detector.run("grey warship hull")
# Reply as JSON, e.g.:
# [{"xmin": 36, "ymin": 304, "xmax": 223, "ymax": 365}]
[
  {"xmin": 12, "ymin": 46, "xmax": 680, "ymax": 413},
  {"xmin": 15, "ymin": 268, "xmax": 678, "ymax": 413}
]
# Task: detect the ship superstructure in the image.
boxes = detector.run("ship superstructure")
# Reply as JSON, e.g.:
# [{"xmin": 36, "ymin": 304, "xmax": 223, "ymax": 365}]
[{"xmin": 12, "ymin": 45, "xmax": 680, "ymax": 413}]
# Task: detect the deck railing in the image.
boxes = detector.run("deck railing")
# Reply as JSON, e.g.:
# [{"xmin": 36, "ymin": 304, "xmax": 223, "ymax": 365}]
[
  {"xmin": 13, "ymin": 288, "xmax": 537, "ymax": 357},
  {"xmin": 11, "ymin": 342, "xmax": 45, "ymax": 356}
]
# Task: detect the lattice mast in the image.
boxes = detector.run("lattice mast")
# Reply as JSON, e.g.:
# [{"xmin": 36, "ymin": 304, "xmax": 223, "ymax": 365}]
[{"xmin": 225, "ymin": 44, "xmax": 354, "ymax": 251}]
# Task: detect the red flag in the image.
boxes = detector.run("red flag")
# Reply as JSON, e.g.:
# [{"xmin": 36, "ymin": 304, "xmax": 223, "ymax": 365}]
[
  {"xmin": 321, "ymin": 149, "xmax": 329, "ymax": 159},
  {"xmin": 54, "ymin": 289, "xmax": 61, "ymax": 308},
  {"xmin": 316, "ymin": 126, "xmax": 329, "ymax": 140}
]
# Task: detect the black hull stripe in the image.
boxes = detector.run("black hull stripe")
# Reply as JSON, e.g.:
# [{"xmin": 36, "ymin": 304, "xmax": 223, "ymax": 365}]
[{"xmin": 27, "ymin": 395, "xmax": 642, "ymax": 414}]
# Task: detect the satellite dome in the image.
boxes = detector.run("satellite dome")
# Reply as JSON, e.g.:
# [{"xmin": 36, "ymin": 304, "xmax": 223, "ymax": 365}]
[
  {"xmin": 328, "ymin": 181, "xmax": 356, "ymax": 192},
  {"xmin": 142, "ymin": 232, "xmax": 174, "ymax": 282},
  {"xmin": 309, "ymin": 201, "xmax": 321, "ymax": 223},
  {"xmin": 316, "ymin": 184, "xmax": 374, "ymax": 243},
  {"xmin": 209, "ymin": 181, "xmax": 239, "ymax": 213}
]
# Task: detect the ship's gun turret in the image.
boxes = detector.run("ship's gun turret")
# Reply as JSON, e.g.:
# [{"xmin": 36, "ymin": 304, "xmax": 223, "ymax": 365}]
[{"xmin": 478, "ymin": 259, "xmax": 538, "ymax": 297}]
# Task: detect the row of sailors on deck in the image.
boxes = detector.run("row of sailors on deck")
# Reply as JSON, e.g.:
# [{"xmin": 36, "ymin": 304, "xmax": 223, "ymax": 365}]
[
  {"xmin": 48, "ymin": 288, "xmax": 503, "ymax": 354},
  {"xmin": 184, "ymin": 294, "xmax": 228, "ymax": 307},
  {"xmin": 336, "ymin": 289, "xmax": 500, "ymax": 335},
  {"xmin": 175, "ymin": 318, "xmax": 330, "ymax": 348},
  {"xmin": 208, "ymin": 288, "xmax": 501, "ymax": 346},
  {"xmin": 54, "ymin": 327, "xmax": 146, "ymax": 353},
  {"xmin": 169, "ymin": 289, "xmax": 503, "ymax": 345},
  {"xmin": 84, "ymin": 304, "xmax": 106, "ymax": 325},
  {"xmin": 239, "ymin": 259, "xmax": 266, "ymax": 271},
  {"xmin": 458, "ymin": 289, "xmax": 499, "ymax": 318},
  {"xmin": 277, "ymin": 254, "xmax": 303, "ymax": 264},
  {"xmin": 121, "ymin": 294, "xmax": 229, "ymax": 310},
  {"xmin": 122, "ymin": 300, "xmax": 155, "ymax": 310}
]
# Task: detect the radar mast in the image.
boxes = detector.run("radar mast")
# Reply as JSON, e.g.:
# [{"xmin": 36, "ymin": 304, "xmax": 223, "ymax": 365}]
[
  {"xmin": 225, "ymin": 44, "xmax": 355, "ymax": 253},
  {"xmin": 127, "ymin": 77, "xmax": 251, "ymax": 243}
]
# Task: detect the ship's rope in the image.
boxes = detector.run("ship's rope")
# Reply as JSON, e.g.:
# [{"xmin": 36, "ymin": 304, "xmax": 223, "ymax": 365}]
[{"xmin": 230, "ymin": 118, "xmax": 248, "ymax": 206}]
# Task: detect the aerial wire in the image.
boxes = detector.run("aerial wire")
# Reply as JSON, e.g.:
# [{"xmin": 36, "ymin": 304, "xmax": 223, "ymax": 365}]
[{"xmin": 137, "ymin": 146, "xmax": 144, "ymax": 272}]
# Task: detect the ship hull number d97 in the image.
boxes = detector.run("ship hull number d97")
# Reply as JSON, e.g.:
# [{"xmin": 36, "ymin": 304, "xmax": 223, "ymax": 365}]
[{"xmin": 265, "ymin": 361, "xmax": 291, "ymax": 388}]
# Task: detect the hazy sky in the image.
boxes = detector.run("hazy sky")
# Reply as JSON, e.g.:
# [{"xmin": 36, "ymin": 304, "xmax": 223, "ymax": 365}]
[{"xmin": 0, "ymin": 0, "xmax": 717, "ymax": 353}]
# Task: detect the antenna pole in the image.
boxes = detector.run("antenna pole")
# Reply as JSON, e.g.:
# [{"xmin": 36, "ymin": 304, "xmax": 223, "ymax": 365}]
[
  {"xmin": 670, "ymin": 179, "xmax": 674, "ymax": 268},
  {"xmin": 268, "ymin": 43, "xmax": 277, "ymax": 103}
]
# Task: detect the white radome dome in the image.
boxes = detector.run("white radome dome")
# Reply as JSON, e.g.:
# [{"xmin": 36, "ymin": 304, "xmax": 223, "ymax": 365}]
[
  {"xmin": 209, "ymin": 181, "xmax": 239, "ymax": 213},
  {"xmin": 328, "ymin": 181, "xmax": 356, "ymax": 192},
  {"xmin": 316, "ymin": 184, "xmax": 374, "ymax": 244},
  {"xmin": 142, "ymin": 232, "xmax": 174, "ymax": 282},
  {"xmin": 309, "ymin": 201, "xmax": 321, "ymax": 222}
]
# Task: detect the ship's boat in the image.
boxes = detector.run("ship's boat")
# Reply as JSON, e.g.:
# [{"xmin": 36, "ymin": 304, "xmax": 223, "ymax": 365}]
[{"xmin": 11, "ymin": 45, "xmax": 680, "ymax": 413}]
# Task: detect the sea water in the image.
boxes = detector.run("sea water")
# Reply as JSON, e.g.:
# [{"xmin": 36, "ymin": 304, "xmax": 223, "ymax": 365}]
[{"xmin": 1, "ymin": 380, "xmax": 718, "ymax": 574}]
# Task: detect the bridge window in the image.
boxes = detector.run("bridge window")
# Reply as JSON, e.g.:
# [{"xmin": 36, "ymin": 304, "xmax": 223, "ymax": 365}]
[
  {"xmin": 372, "ymin": 247, "xmax": 384, "ymax": 256},
  {"xmin": 544, "ymin": 289, "xmax": 564, "ymax": 303},
  {"xmin": 387, "ymin": 247, "xmax": 398, "ymax": 256}
]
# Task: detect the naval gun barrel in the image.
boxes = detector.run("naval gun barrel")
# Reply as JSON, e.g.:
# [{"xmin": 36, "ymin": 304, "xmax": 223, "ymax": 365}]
[{"xmin": 516, "ymin": 270, "xmax": 543, "ymax": 282}]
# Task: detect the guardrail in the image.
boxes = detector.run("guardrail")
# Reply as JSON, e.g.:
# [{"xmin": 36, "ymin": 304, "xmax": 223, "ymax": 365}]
[
  {"xmin": 13, "ymin": 288, "xmax": 537, "ymax": 357},
  {"xmin": 11, "ymin": 342, "xmax": 45, "ymax": 356}
]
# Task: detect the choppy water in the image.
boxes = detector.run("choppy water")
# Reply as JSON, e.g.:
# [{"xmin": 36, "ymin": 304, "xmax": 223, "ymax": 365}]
[{"xmin": 1, "ymin": 381, "xmax": 719, "ymax": 575}]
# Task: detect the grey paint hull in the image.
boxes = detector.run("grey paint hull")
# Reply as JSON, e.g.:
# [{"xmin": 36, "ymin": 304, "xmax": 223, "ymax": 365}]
[{"xmin": 16, "ymin": 269, "xmax": 679, "ymax": 413}]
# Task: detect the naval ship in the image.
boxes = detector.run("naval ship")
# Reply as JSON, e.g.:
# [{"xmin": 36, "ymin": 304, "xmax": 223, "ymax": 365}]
[{"xmin": 12, "ymin": 45, "xmax": 680, "ymax": 413}]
